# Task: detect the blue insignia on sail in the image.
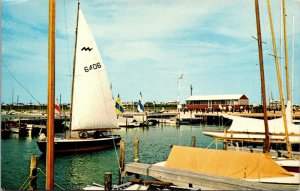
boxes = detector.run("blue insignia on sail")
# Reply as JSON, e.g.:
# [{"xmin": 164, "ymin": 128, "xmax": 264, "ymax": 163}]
[{"xmin": 137, "ymin": 92, "xmax": 145, "ymax": 113}]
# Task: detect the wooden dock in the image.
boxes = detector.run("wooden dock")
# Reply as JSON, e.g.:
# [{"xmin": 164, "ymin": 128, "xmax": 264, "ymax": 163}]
[{"xmin": 124, "ymin": 162, "xmax": 299, "ymax": 190}]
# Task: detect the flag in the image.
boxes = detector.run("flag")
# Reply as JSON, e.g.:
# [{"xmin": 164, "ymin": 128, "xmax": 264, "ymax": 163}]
[
  {"xmin": 137, "ymin": 92, "xmax": 145, "ymax": 113},
  {"xmin": 115, "ymin": 94, "xmax": 124, "ymax": 115},
  {"xmin": 55, "ymin": 98, "xmax": 61, "ymax": 116}
]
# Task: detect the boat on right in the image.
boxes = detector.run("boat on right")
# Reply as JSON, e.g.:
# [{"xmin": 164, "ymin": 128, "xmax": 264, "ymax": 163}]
[
  {"xmin": 203, "ymin": 0, "xmax": 300, "ymax": 153},
  {"xmin": 202, "ymin": 102, "xmax": 300, "ymax": 151}
]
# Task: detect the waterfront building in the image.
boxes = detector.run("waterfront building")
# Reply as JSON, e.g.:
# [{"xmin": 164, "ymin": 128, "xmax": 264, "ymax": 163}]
[{"xmin": 186, "ymin": 94, "xmax": 249, "ymax": 111}]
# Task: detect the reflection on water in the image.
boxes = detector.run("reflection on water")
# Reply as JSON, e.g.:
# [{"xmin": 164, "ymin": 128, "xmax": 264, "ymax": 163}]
[{"xmin": 1, "ymin": 124, "xmax": 221, "ymax": 190}]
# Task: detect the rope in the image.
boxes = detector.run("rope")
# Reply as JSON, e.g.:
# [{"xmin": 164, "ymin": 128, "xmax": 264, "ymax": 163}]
[
  {"xmin": 111, "ymin": 129, "xmax": 122, "ymax": 174},
  {"xmin": 206, "ymin": 139, "xmax": 217, "ymax": 149},
  {"xmin": 37, "ymin": 168, "xmax": 66, "ymax": 190},
  {"xmin": 19, "ymin": 176, "xmax": 30, "ymax": 190},
  {"xmin": 3, "ymin": 61, "xmax": 41, "ymax": 105}
]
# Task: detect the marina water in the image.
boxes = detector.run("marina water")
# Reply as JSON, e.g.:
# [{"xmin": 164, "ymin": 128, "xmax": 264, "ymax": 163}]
[{"xmin": 1, "ymin": 124, "xmax": 221, "ymax": 190}]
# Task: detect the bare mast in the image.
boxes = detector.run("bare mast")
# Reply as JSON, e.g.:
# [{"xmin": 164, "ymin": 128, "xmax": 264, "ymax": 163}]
[
  {"xmin": 282, "ymin": 0, "xmax": 291, "ymax": 102},
  {"xmin": 46, "ymin": 0, "xmax": 55, "ymax": 189},
  {"xmin": 254, "ymin": 0, "xmax": 270, "ymax": 154},
  {"xmin": 291, "ymin": 16, "xmax": 294, "ymax": 105},
  {"xmin": 69, "ymin": 2, "xmax": 80, "ymax": 136},
  {"xmin": 266, "ymin": 0, "xmax": 292, "ymax": 158}
]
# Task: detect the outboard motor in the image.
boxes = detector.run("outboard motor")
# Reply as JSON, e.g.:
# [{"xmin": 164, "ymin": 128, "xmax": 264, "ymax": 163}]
[{"xmin": 37, "ymin": 133, "xmax": 47, "ymax": 141}]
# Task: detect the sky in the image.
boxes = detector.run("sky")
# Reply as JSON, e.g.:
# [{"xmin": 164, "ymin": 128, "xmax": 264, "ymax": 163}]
[{"xmin": 2, "ymin": 0, "xmax": 300, "ymax": 105}]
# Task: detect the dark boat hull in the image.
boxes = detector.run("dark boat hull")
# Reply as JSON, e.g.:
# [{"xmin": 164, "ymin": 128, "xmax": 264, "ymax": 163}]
[
  {"xmin": 1, "ymin": 129, "xmax": 11, "ymax": 139},
  {"xmin": 37, "ymin": 136, "xmax": 121, "ymax": 153}
]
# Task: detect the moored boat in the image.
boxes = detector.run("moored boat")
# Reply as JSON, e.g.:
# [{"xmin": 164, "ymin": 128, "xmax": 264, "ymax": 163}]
[
  {"xmin": 37, "ymin": 132, "xmax": 121, "ymax": 153},
  {"xmin": 37, "ymin": 3, "xmax": 121, "ymax": 153}
]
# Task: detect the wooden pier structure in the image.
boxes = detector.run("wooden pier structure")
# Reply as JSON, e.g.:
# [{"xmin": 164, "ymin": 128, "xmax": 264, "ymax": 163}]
[
  {"xmin": 118, "ymin": 137, "xmax": 300, "ymax": 190},
  {"xmin": 124, "ymin": 162, "xmax": 299, "ymax": 190}
]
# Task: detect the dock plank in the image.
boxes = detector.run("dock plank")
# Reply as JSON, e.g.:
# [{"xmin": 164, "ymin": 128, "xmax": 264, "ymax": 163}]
[{"xmin": 125, "ymin": 162, "xmax": 299, "ymax": 190}]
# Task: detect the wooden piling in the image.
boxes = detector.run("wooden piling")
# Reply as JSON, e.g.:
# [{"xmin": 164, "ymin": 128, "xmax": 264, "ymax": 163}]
[
  {"xmin": 223, "ymin": 129, "xmax": 227, "ymax": 150},
  {"xmin": 119, "ymin": 139, "xmax": 125, "ymax": 184},
  {"xmin": 104, "ymin": 172, "xmax": 112, "ymax": 191},
  {"xmin": 134, "ymin": 137, "xmax": 140, "ymax": 179},
  {"xmin": 134, "ymin": 137, "xmax": 139, "ymax": 162},
  {"xmin": 191, "ymin": 136, "xmax": 196, "ymax": 147},
  {"xmin": 29, "ymin": 155, "xmax": 37, "ymax": 190}
]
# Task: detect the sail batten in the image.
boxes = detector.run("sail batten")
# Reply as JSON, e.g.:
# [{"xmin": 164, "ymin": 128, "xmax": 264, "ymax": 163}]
[{"xmin": 71, "ymin": 9, "xmax": 118, "ymax": 131}]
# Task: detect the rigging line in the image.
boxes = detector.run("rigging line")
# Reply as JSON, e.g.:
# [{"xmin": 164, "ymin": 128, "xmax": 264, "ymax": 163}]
[
  {"xmin": 37, "ymin": 168, "xmax": 66, "ymax": 190},
  {"xmin": 111, "ymin": 129, "xmax": 122, "ymax": 174},
  {"xmin": 3, "ymin": 61, "xmax": 41, "ymax": 105},
  {"xmin": 18, "ymin": 176, "xmax": 30, "ymax": 190},
  {"xmin": 63, "ymin": 0, "xmax": 72, "ymax": 77},
  {"xmin": 206, "ymin": 139, "xmax": 217, "ymax": 149}
]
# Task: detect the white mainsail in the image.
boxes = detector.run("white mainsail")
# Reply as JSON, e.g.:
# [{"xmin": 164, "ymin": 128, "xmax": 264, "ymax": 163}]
[{"xmin": 71, "ymin": 9, "xmax": 118, "ymax": 131}]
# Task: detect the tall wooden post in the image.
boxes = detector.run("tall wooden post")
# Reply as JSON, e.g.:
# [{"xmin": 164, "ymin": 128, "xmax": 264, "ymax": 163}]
[
  {"xmin": 134, "ymin": 137, "xmax": 139, "ymax": 162},
  {"xmin": 254, "ymin": 0, "xmax": 270, "ymax": 155},
  {"xmin": 266, "ymin": 0, "xmax": 291, "ymax": 158},
  {"xmin": 223, "ymin": 129, "xmax": 227, "ymax": 150},
  {"xmin": 119, "ymin": 139, "xmax": 125, "ymax": 184},
  {"xmin": 191, "ymin": 136, "xmax": 196, "ymax": 147},
  {"xmin": 29, "ymin": 155, "xmax": 37, "ymax": 190},
  {"xmin": 46, "ymin": 0, "xmax": 55, "ymax": 189}
]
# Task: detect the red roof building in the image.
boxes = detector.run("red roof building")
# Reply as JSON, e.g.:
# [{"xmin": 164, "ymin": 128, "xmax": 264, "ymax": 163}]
[{"xmin": 186, "ymin": 94, "xmax": 249, "ymax": 111}]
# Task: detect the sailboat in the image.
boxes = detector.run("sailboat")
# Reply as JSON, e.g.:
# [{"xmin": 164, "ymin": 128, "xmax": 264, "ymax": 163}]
[
  {"xmin": 37, "ymin": 3, "xmax": 121, "ymax": 153},
  {"xmin": 203, "ymin": 0, "xmax": 300, "ymax": 152},
  {"xmin": 202, "ymin": 108, "xmax": 300, "ymax": 150}
]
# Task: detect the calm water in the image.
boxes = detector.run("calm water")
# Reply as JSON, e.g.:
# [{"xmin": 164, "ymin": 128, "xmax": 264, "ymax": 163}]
[{"xmin": 1, "ymin": 124, "xmax": 222, "ymax": 190}]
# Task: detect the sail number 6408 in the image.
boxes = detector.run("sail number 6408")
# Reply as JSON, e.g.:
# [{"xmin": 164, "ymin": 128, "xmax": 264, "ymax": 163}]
[{"xmin": 84, "ymin": 62, "xmax": 102, "ymax": 72}]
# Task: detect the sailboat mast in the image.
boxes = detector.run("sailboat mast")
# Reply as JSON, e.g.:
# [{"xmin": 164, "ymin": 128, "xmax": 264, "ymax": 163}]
[
  {"xmin": 279, "ymin": 0, "xmax": 284, "ymax": 84},
  {"xmin": 254, "ymin": 0, "xmax": 270, "ymax": 154},
  {"xmin": 291, "ymin": 16, "xmax": 294, "ymax": 105},
  {"xmin": 46, "ymin": 0, "xmax": 55, "ymax": 189},
  {"xmin": 69, "ymin": 2, "xmax": 80, "ymax": 133},
  {"xmin": 266, "ymin": 0, "xmax": 292, "ymax": 158},
  {"xmin": 282, "ymin": 0, "xmax": 291, "ymax": 101}
]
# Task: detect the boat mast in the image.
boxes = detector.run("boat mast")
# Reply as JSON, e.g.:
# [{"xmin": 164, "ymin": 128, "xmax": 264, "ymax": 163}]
[
  {"xmin": 266, "ymin": 0, "xmax": 292, "ymax": 158},
  {"xmin": 282, "ymin": 0, "xmax": 292, "ymax": 158},
  {"xmin": 291, "ymin": 16, "xmax": 294, "ymax": 106},
  {"xmin": 69, "ymin": 1, "xmax": 80, "ymax": 135},
  {"xmin": 282, "ymin": 0, "xmax": 291, "ymax": 102},
  {"xmin": 279, "ymin": 0, "xmax": 284, "ymax": 84},
  {"xmin": 46, "ymin": 0, "xmax": 55, "ymax": 189},
  {"xmin": 254, "ymin": 0, "xmax": 270, "ymax": 154}
]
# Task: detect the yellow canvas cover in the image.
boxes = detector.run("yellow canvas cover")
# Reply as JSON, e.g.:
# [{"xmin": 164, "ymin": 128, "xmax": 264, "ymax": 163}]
[{"xmin": 165, "ymin": 146, "xmax": 293, "ymax": 179}]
